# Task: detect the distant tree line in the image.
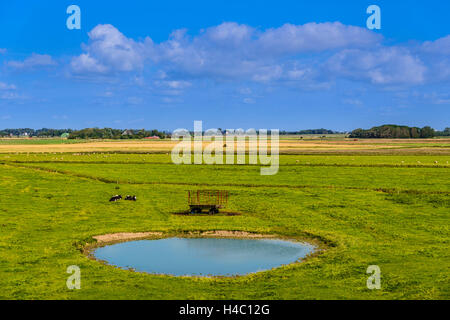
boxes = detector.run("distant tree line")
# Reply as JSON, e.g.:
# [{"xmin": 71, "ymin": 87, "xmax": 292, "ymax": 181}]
[
  {"xmin": 349, "ymin": 125, "xmax": 436, "ymax": 139},
  {"xmin": 0, "ymin": 128, "xmax": 73, "ymax": 137},
  {"xmin": 281, "ymin": 129, "xmax": 340, "ymax": 135},
  {"xmin": 436, "ymin": 128, "xmax": 450, "ymax": 136},
  {"xmin": 191, "ymin": 129, "xmax": 341, "ymax": 135},
  {"xmin": 67, "ymin": 128, "xmax": 167, "ymax": 139},
  {"xmin": 0, "ymin": 127, "xmax": 167, "ymax": 139},
  {"xmin": 1, "ymin": 126, "xmax": 448, "ymax": 139}
]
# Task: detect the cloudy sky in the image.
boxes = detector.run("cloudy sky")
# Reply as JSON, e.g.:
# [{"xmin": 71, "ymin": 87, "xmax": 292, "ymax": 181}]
[{"xmin": 0, "ymin": 0, "xmax": 449, "ymax": 131}]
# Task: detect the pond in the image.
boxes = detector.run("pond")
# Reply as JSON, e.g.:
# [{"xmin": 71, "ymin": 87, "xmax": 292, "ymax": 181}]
[{"xmin": 93, "ymin": 237, "xmax": 314, "ymax": 276}]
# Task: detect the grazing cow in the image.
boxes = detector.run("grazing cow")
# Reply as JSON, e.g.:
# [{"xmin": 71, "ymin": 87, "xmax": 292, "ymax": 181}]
[
  {"xmin": 125, "ymin": 195, "xmax": 137, "ymax": 201},
  {"xmin": 109, "ymin": 195, "xmax": 122, "ymax": 202}
]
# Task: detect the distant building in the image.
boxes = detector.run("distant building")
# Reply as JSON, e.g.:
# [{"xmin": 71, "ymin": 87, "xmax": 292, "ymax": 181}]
[
  {"xmin": 122, "ymin": 129, "xmax": 134, "ymax": 136},
  {"xmin": 144, "ymin": 136, "xmax": 161, "ymax": 139},
  {"xmin": 61, "ymin": 133, "xmax": 70, "ymax": 138}
]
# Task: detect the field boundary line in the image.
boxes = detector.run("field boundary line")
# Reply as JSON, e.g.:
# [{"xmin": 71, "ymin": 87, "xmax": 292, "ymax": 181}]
[
  {"xmin": 1, "ymin": 148, "xmax": 450, "ymax": 156},
  {"xmin": 2, "ymin": 160, "xmax": 450, "ymax": 169}
]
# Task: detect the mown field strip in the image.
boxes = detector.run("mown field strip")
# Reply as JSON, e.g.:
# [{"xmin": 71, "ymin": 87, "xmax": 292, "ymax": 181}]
[
  {"xmin": 3, "ymin": 162, "xmax": 449, "ymax": 196},
  {"xmin": 2, "ymin": 160, "xmax": 450, "ymax": 168},
  {"xmin": 0, "ymin": 139, "xmax": 449, "ymax": 155}
]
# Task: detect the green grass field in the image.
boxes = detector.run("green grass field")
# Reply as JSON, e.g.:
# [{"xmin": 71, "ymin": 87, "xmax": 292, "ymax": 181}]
[{"xmin": 0, "ymin": 151, "xmax": 448, "ymax": 299}]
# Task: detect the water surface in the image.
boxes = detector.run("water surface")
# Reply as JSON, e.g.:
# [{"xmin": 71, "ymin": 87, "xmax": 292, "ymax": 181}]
[{"xmin": 93, "ymin": 237, "xmax": 314, "ymax": 276}]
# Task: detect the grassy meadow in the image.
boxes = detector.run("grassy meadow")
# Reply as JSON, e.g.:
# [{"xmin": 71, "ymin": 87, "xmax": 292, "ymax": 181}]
[{"xmin": 0, "ymin": 138, "xmax": 448, "ymax": 299}]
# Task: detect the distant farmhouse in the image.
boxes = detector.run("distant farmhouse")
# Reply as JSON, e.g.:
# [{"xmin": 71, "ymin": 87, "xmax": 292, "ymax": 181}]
[{"xmin": 122, "ymin": 129, "xmax": 134, "ymax": 136}]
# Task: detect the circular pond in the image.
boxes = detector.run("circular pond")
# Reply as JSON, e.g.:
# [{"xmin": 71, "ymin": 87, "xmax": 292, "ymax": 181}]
[{"xmin": 93, "ymin": 237, "xmax": 314, "ymax": 276}]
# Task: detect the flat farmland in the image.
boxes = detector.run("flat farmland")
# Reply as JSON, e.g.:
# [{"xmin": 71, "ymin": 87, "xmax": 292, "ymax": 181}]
[
  {"xmin": 0, "ymin": 140, "xmax": 448, "ymax": 299},
  {"xmin": 0, "ymin": 138, "xmax": 449, "ymax": 154}
]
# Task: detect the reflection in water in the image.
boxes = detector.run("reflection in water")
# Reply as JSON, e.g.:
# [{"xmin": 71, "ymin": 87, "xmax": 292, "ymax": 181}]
[{"xmin": 93, "ymin": 237, "xmax": 314, "ymax": 276}]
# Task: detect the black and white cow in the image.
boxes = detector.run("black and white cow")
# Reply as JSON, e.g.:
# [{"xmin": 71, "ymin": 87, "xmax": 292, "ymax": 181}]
[
  {"xmin": 109, "ymin": 195, "xmax": 122, "ymax": 202},
  {"xmin": 125, "ymin": 195, "xmax": 137, "ymax": 201}
]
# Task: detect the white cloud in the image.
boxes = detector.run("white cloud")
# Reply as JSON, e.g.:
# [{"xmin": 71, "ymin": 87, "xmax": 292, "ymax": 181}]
[
  {"xmin": 342, "ymin": 98, "xmax": 363, "ymax": 106},
  {"xmin": 102, "ymin": 91, "xmax": 114, "ymax": 97},
  {"xmin": 0, "ymin": 82, "xmax": 16, "ymax": 90},
  {"xmin": 151, "ymin": 22, "xmax": 381, "ymax": 81},
  {"xmin": 238, "ymin": 87, "xmax": 252, "ymax": 95},
  {"xmin": 422, "ymin": 92, "xmax": 450, "ymax": 105},
  {"xmin": 422, "ymin": 35, "xmax": 450, "ymax": 55},
  {"xmin": 71, "ymin": 53, "xmax": 107, "ymax": 74},
  {"xmin": 203, "ymin": 22, "xmax": 253, "ymax": 47},
  {"xmin": 154, "ymin": 80, "xmax": 191, "ymax": 89},
  {"xmin": 285, "ymin": 68, "xmax": 310, "ymax": 80},
  {"xmin": 7, "ymin": 53, "xmax": 56, "ymax": 69},
  {"xmin": 71, "ymin": 24, "xmax": 152, "ymax": 74},
  {"xmin": 67, "ymin": 23, "xmax": 449, "ymax": 88},
  {"xmin": 161, "ymin": 97, "xmax": 183, "ymax": 104},
  {"xmin": 0, "ymin": 82, "xmax": 22, "ymax": 101},
  {"xmin": 435, "ymin": 59, "xmax": 450, "ymax": 81},
  {"xmin": 256, "ymin": 22, "xmax": 381, "ymax": 55},
  {"xmin": 127, "ymin": 96, "xmax": 143, "ymax": 105},
  {"xmin": 251, "ymin": 65, "xmax": 283, "ymax": 82},
  {"xmin": 70, "ymin": 22, "xmax": 380, "ymax": 81},
  {"xmin": 326, "ymin": 47, "xmax": 427, "ymax": 85},
  {"xmin": 419, "ymin": 35, "xmax": 450, "ymax": 82},
  {"xmin": 1, "ymin": 92, "xmax": 20, "ymax": 100},
  {"xmin": 134, "ymin": 76, "xmax": 145, "ymax": 86},
  {"xmin": 153, "ymin": 80, "xmax": 191, "ymax": 98}
]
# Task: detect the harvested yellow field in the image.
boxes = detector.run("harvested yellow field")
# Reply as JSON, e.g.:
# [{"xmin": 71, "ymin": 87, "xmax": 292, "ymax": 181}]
[{"xmin": 0, "ymin": 138, "xmax": 449, "ymax": 154}]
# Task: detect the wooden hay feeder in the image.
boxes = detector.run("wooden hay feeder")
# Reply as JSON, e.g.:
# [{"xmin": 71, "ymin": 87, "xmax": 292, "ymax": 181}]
[{"xmin": 188, "ymin": 190, "xmax": 229, "ymax": 214}]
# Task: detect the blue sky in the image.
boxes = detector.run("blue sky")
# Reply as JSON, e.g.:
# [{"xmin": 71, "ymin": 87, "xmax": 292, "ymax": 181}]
[{"xmin": 0, "ymin": 0, "xmax": 449, "ymax": 131}]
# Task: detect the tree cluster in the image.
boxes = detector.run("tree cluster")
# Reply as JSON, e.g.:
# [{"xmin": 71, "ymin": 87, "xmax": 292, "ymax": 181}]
[
  {"xmin": 349, "ymin": 125, "xmax": 436, "ymax": 139},
  {"xmin": 67, "ymin": 128, "xmax": 166, "ymax": 139}
]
